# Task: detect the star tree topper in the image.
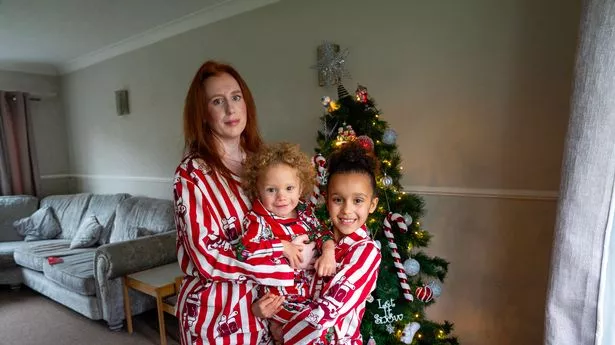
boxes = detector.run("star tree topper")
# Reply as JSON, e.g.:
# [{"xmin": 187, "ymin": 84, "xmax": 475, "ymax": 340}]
[{"xmin": 312, "ymin": 41, "xmax": 351, "ymax": 86}]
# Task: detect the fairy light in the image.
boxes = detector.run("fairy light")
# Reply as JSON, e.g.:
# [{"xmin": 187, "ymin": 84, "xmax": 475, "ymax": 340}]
[
  {"xmin": 414, "ymin": 313, "xmax": 420, "ymax": 318},
  {"xmin": 417, "ymin": 333, "xmax": 423, "ymax": 339},
  {"xmin": 329, "ymin": 101, "xmax": 340, "ymax": 111},
  {"xmin": 375, "ymin": 114, "xmax": 380, "ymax": 118}
]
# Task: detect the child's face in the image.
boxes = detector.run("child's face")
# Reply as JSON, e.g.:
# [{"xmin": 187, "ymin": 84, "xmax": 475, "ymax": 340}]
[
  {"xmin": 327, "ymin": 172, "xmax": 378, "ymax": 240},
  {"xmin": 257, "ymin": 163, "xmax": 302, "ymax": 218}
]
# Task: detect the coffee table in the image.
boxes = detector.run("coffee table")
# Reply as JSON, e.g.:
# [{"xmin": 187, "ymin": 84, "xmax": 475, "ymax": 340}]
[{"xmin": 123, "ymin": 262, "xmax": 183, "ymax": 345}]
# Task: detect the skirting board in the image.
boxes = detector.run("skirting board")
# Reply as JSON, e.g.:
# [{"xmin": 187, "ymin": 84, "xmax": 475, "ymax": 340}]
[{"xmin": 41, "ymin": 174, "xmax": 559, "ymax": 201}]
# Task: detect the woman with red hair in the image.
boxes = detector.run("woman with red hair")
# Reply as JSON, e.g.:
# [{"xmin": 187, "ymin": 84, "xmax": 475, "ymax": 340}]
[{"xmin": 173, "ymin": 60, "xmax": 294, "ymax": 344}]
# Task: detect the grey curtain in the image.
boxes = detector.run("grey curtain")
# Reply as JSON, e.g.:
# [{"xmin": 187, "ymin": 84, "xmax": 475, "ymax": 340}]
[
  {"xmin": 0, "ymin": 91, "xmax": 40, "ymax": 196},
  {"xmin": 544, "ymin": 0, "xmax": 615, "ymax": 344}
]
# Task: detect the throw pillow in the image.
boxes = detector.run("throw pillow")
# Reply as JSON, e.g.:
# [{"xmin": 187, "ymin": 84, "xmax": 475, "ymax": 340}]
[
  {"xmin": 70, "ymin": 215, "xmax": 103, "ymax": 249},
  {"xmin": 13, "ymin": 206, "xmax": 62, "ymax": 241}
]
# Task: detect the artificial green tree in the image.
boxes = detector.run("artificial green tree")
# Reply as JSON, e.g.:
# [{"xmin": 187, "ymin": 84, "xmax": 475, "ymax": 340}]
[{"xmin": 314, "ymin": 83, "xmax": 459, "ymax": 345}]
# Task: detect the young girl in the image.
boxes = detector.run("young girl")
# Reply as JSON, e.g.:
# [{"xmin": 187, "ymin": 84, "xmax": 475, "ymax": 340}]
[
  {"xmin": 282, "ymin": 141, "xmax": 383, "ymax": 345},
  {"xmin": 237, "ymin": 142, "xmax": 337, "ymax": 333}
]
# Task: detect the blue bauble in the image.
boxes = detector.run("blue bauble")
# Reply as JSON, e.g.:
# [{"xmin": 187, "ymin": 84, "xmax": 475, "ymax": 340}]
[
  {"xmin": 429, "ymin": 280, "xmax": 442, "ymax": 297},
  {"xmin": 403, "ymin": 258, "xmax": 420, "ymax": 276},
  {"xmin": 382, "ymin": 129, "xmax": 397, "ymax": 145}
]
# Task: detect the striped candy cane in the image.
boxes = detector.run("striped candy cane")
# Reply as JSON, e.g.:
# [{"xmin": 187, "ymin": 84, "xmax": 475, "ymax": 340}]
[{"xmin": 383, "ymin": 212, "xmax": 413, "ymax": 301}]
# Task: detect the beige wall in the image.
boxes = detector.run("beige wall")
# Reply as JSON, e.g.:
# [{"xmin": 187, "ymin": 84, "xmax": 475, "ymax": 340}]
[
  {"xmin": 60, "ymin": 0, "xmax": 581, "ymax": 344},
  {"xmin": 62, "ymin": 0, "xmax": 580, "ymax": 197},
  {"xmin": 423, "ymin": 196, "xmax": 557, "ymax": 344},
  {"xmin": 0, "ymin": 70, "xmax": 70, "ymax": 195}
]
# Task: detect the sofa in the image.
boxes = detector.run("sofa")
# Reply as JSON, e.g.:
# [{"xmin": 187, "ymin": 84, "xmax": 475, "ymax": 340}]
[
  {"xmin": 0, "ymin": 193, "xmax": 178, "ymax": 330},
  {"xmin": 0, "ymin": 195, "xmax": 39, "ymax": 286}
]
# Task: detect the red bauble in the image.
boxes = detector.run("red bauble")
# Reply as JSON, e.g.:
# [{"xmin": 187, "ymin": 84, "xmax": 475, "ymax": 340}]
[
  {"xmin": 356, "ymin": 135, "xmax": 374, "ymax": 151},
  {"xmin": 416, "ymin": 285, "xmax": 434, "ymax": 302},
  {"xmin": 355, "ymin": 84, "xmax": 369, "ymax": 103}
]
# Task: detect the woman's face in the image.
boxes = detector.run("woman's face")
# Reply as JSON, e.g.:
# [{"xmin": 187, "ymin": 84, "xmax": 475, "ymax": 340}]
[{"xmin": 204, "ymin": 73, "xmax": 247, "ymax": 142}]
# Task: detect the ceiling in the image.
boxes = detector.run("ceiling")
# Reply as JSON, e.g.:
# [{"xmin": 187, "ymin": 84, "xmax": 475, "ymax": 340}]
[{"xmin": 0, "ymin": 0, "xmax": 278, "ymax": 75}]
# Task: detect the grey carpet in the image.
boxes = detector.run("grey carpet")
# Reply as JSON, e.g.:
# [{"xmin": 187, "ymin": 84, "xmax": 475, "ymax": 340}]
[{"xmin": 0, "ymin": 286, "xmax": 179, "ymax": 345}]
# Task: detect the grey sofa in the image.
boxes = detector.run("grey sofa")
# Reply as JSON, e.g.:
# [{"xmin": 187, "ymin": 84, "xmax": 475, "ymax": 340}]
[
  {"xmin": 0, "ymin": 195, "xmax": 39, "ymax": 286},
  {"xmin": 0, "ymin": 193, "xmax": 178, "ymax": 330}
]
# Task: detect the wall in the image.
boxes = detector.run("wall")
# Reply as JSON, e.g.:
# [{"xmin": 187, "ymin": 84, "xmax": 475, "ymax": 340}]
[
  {"xmin": 60, "ymin": 0, "xmax": 581, "ymax": 343},
  {"xmin": 0, "ymin": 70, "xmax": 70, "ymax": 195}
]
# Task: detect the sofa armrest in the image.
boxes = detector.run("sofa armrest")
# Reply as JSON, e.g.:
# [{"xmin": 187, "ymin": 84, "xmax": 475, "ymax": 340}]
[
  {"xmin": 94, "ymin": 231, "xmax": 177, "ymax": 328},
  {"xmin": 95, "ymin": 231, "xmax": 177, "ymax": 280}
]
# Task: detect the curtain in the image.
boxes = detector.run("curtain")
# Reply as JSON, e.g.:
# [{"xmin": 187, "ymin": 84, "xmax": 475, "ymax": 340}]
[
  {"xmin": 544, "ymin": 0, "xmax": 615, "ymax": 344},
  {"xmin": 0, "ymin": 91, "xmax": 40, "ymax": 196}
]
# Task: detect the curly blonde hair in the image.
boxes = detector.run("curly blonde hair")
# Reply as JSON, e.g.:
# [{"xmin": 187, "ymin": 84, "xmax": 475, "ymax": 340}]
[{"xmin": 242, "ymin": 142, "xmax": 315, "ymax": 201}]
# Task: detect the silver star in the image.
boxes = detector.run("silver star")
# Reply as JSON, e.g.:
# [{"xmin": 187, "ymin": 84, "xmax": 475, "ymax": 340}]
[
  {"xmin": 386, "ymin": 324, "xmax": 395, "ymax": 334},
  {"xmin": 312, "ymin": 41, "xmax": 351, "ymax": 86}
]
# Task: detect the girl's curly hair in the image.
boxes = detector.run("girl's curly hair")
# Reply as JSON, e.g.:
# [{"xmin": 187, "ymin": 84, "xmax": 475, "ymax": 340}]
[
  {"xmin": 242, "ymin": 142, "xmax": 316, "ymax": 201},
  {"xmin": 327, "ymin": 141, "xmax": 380, "ymax": 193}
]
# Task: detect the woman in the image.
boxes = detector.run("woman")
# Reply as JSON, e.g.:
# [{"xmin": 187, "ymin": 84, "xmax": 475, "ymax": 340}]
[{"xmin": 174, "ymin": 60, "xmax": 295, "ymax": 345}]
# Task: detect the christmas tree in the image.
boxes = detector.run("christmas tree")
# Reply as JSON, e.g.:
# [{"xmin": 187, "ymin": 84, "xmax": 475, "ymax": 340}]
[{"xmin": 312, "ymin": 83, "xmax": 459, "ymax": 345}]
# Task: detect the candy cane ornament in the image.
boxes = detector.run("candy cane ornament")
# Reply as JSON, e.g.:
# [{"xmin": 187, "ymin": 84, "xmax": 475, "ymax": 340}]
[
  {"xmin": 383, "ymin": 212, "xmax": 413, "ymax": 301},
  {"xmin": 310, "ymin": 154, "xmax": 328, "ymax": 207}
]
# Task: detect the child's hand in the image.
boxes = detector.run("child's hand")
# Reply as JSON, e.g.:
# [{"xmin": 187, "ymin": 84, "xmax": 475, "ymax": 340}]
[
  {"xmin": 281, "ymin": 240, "xmax": 304, "ymax": 269},
  {"xmin": 293, "ymin": 234, "xmax": 316, "ymax": 270},
  {"xmin": 252, "ymin": 292, "xmax": 285, "ymax": 319},
  {"xmin": 314, "ymin": 242, "xmax": 336, "ymax": 276}
]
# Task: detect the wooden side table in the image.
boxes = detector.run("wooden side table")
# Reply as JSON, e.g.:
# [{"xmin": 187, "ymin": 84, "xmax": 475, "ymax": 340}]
[{"xmin": 123, "ymin": 263, "xmax": 183, "ymax": 345}]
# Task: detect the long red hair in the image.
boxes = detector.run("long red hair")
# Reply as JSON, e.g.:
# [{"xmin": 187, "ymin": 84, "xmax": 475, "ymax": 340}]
[{"xmin": 183, "ymin": 60, "xmax": 263, "ymax": 180}]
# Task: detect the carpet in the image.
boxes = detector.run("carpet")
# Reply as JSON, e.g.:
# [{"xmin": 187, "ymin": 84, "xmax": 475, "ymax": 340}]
[{"xmin": 0, "ymin": 286, "xmax": 180, "ymax": 345}]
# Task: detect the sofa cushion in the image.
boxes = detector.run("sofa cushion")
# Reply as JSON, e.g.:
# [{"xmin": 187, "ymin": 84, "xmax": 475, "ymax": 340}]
[
  {"xmin": 70, "ymin": 215, "xmax": 103, "ymax": 249},
  {"xmin": 43, "ymin": 251, "xmax": 96, "ymax": 296},
  {"xmin": 0, "ymin": 195, "xmax": 38, "ymax": 242},
  {"xmin": 13, "ymin": 206, "xmax": 62, "ymax": 241},
  {"xmin": 86, "ymin": 193, "xmax": 130, "ymax": 245},
  {"xmin": 41, "ymin": 193, "xmax": 92, "ymax": 239},
  {"xmin": 0, "ymin": 241, "xmax": 25, "ymax": 268},
  {"xmin": 13, "ymin": 239, "xmax": 91, "ymax": 272},
  {"xmin": 110, "ymin": 196, "xmax": 175, "ymax": 243}
]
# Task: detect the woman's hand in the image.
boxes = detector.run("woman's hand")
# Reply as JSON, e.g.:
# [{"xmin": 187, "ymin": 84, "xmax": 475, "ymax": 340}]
[
  {"xmin": 252, "ymin": 292, "xmax": 285, "ymax": 318},
  {"xmin": 270, "ymin": 321, "xmax": 283, "ymax": 344},
  {"xmin": 281, "ymin": 240, "xmax": 304, "ymax": 269}
]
